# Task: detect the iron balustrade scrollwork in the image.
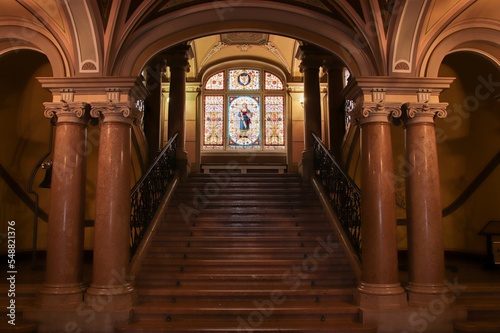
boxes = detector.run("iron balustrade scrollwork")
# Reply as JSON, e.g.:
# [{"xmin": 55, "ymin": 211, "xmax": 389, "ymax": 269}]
[
  {"xmin": 130, "ymin": 133, "xmax": 178, "ymax": 258},
  {"xmin": 312, "ymin": 132, "xmax": 362, "ymax": 258}
]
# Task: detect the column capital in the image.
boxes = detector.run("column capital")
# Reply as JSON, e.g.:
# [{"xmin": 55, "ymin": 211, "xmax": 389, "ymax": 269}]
[
  {"xmin": 163, "ymin": 44, "xmax": 193, "ymax": 72},
  {"xmin": 90, "ymin": 101, "xmax": 143, "ymax": 125},
  {"xmin": 402, "ymin": 102, "xmax": 448, "ymax": 125},
  {"xmin": 296, "ymin": 45, "xmax": 331, "ymax": 71},
  {"xmin": 352, "ymin": 101, "xmax": 402, "ymax": 125},
  {"xmin": 43, "ymin": 101, "xmax": 90, "ymax": 125}
]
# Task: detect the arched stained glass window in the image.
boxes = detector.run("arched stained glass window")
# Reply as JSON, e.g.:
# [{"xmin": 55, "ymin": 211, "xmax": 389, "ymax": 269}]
[
  {"xmin": 202, "ymin": 67, "xmax": 285, "ymax": 151},
  {"xmin": 265, "ymin": 72, "xmax": 284, "ymax": 90},
  {"xmin": 205, "ymin": 71, "xmax": 224, "ymax": 90}
]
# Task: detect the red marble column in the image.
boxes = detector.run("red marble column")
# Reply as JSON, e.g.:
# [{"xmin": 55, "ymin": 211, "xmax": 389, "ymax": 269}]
[
  {"xmin": 323, "ymin": 60, "xmax": 346, "ymax": 158},
  {"xmin": 354, "ymin": 102, "xmax": 407, "ymax": 308},
  {"xmin": 166, "ymin": 44, "xmax": 193, "ymax": 179},
  {"xmin": 85, "ymin": 102, "xmax": 139, "ymax": 309},
  {"xmin": 296, "ymin": 46, "xmax": 324, "ymax": 181},
  {"xmin": 403, "ymin": 102, "xmax": 448, "ymax": 305},
  {"xmin": 39, "ymin": 102, "xmax": 89, "ymax": 306}
]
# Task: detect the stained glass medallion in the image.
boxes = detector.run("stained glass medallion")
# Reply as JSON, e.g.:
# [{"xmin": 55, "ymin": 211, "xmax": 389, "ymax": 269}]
[
  {"xmin": 228, "ymin": 95, "xmax": 260, "ymax": 149},
  {"xmin": 228, "ymin": 69, "xmax": 260, "ymax": 91},
  {"xmin": 203, "ymin": 95, "xmax": 224, "ymax": 149}
]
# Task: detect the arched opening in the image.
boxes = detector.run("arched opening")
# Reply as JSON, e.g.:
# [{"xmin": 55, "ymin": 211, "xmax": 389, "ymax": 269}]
[
  {"xmin": 0, "ymin": 49, "xmax": 53, "ymax": 252},
  {"xmin": 437, "ymin": 51, "xmax": 500, "ymax": 256}
]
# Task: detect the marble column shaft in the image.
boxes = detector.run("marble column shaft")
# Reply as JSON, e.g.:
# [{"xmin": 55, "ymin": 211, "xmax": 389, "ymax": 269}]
[
  {"xmin": 324, "ymin": 62, "xmax": 346, "ymax": 157},
  {"xmin": 300, "ymin": 59, "xmax": 323, "ymax": 149},
  {"xmin": 355, "ymin": 102, "xmax": 406, "ymax": 307},
  {"xmin": 403, "ymin": 102, "xmax": 447, "ymax": 303},
  {"xmin": 39, "ymin": 102, "xmax": 88, "ymax": 306},
  {"xmin": 85, "ymin": 103, "xmax": 137, "ymax": 309}
]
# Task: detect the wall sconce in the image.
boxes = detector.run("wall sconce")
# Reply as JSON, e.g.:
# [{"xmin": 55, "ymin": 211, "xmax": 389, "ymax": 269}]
[
  {"xmin": 300, "ymin": 96, "xmax": 304, "ymax": 108},
  {"xmin": 39, "ymin": 160, "xmax": 53, "ymax": 188}
]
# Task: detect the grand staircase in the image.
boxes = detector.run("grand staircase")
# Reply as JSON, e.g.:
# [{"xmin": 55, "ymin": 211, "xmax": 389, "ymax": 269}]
[{"xmin": 115, "ymin": 173, "xmax": 376, "ymax": 332}]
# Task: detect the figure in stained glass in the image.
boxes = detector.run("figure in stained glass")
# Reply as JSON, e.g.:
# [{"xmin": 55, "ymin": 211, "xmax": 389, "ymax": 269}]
[{"xmin": 238, "ymin": 103, "xmax": 252, "ymax": 138}]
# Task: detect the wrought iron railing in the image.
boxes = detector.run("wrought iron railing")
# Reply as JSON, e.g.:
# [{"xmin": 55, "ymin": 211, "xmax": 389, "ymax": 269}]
[
  {"xmin": 312, "ymin": 132, "xmax": 362, "ymax": 258},
  {"xmin": 130, "ymin": 133, "xmax": 178, "ymax": 258}
]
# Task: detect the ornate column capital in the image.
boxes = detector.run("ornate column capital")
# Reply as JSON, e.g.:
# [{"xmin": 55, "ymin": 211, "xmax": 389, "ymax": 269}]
[
  {"xmin": 164, "ymin": 44, "xmax": 193, "ymax": 72},
  {"xmin": 43, "ymin": 101, "xmax": 90, "ymax": 125},
  {"xmin": 90, "ymin": 101, "xmax": 143, "ymax": 125},
  {"xmin": 296, "ymin": 45, "xmax": 330, "ymax": 72},
  {"xmin": 351, "ymin": 101, "xmax": 402, "ymax": 125},
  {"xmin": 402, "ymin": 102, "xmax": 448, "ymax": 125}
]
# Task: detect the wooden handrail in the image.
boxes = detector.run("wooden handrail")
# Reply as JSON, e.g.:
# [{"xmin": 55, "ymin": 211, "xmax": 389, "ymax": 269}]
[
  {"xmin": 442, "ymin": 151, "xmax": 499, "ymax": 217},
  {"xmin": 0, "ymin": 163, "xmax": 49, "ymax": 222}
]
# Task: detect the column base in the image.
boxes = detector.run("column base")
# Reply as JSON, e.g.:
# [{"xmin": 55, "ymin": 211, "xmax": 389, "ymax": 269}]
[
  {"xmin": 299, "ymin": 149, "xmax": 314, "ymax": 182},
  {"xmin": 359, "ymin": 306, "xmax": 466, "ymax": 333},
  {"xmin": 24, "ymin": 304, "xmax": 132, "ymax": 333},
  {"xmin": 37, "ymin": 283, "xmax": 86, "ymax": 307},
  {"xmin": 176, "ymin": 148, "xmax": 190, "ymax": 181},
  {"xmin": 355, "ymin": 282, "xmax": 408, "ymax": 309},
  {"xmin": 406, "ymin": 282, "xmax": 451, "ymax": 306},
  {"xmin": 85, "ymin": 283, "xmax": 137, "ymax": 310}
]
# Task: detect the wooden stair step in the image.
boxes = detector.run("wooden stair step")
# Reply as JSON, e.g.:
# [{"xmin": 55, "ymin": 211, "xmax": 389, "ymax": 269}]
[
  {"xmin": 131, "ymin": 299, "xmax": 360, "ymax": 321},
  {"xmin": 115, "ymin": 319, "xmax": 376, "ymax": 332},
  {"xmin": 453, "ymin": 321, "xmax": 500, "ymax": 332}
]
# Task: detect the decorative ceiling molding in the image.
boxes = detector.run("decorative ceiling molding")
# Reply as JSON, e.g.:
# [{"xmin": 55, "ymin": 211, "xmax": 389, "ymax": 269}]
[
  {"xmin": 32, "ymin": 0, "xmax": 66, "ymax": 32},
  {"xmin": 221, "ymin": 33, "xmax": 269, "ymax": 45},
  {"xmin": 200, "ymin": 41, "xmax": 227, "ymax": 68}
]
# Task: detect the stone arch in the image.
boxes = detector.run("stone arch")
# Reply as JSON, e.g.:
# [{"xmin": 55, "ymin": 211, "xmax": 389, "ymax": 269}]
[
  {"xmin": 420, "ymin": 24, "xmax": 500, "ymax": 77},
  {"xmin": 112, "ymin": 3, "xmax": 377, "ymax": 78},
  {"xmin": 0, "ymin": 21, "xmax": 69, "ymax": 77}
]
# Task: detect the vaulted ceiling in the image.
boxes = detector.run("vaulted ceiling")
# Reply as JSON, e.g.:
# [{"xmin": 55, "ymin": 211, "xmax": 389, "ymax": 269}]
[{"xmin": 4, "ymin": 0, "xmax": 500, "ymax": 78}]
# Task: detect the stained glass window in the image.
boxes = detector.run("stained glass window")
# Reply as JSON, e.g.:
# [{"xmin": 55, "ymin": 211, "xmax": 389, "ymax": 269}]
[
  {"xmin": 228, "ymin": 69, "xmax": 260, "ymax": 91},
  {"xmin": 228, "ymin": 95, "xmax": 260, "ymax": 149},
  {"xmin": 264, "ymin": 95, "xmax": 285, "ymax": 149},
  {"xmin": 205, "ymin": 71, "xmax": 224, "ymax": 90},
  {"xmin": 202, "ymin": 67, "xmax": 286, "ymax": 152},
  {"xmin": 203, "ymin": 95, "xmax": 224, "ymax": 149},
  {"xmin": 265, "ymin": 72, "xmax": 284, "ymax": 91}
]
